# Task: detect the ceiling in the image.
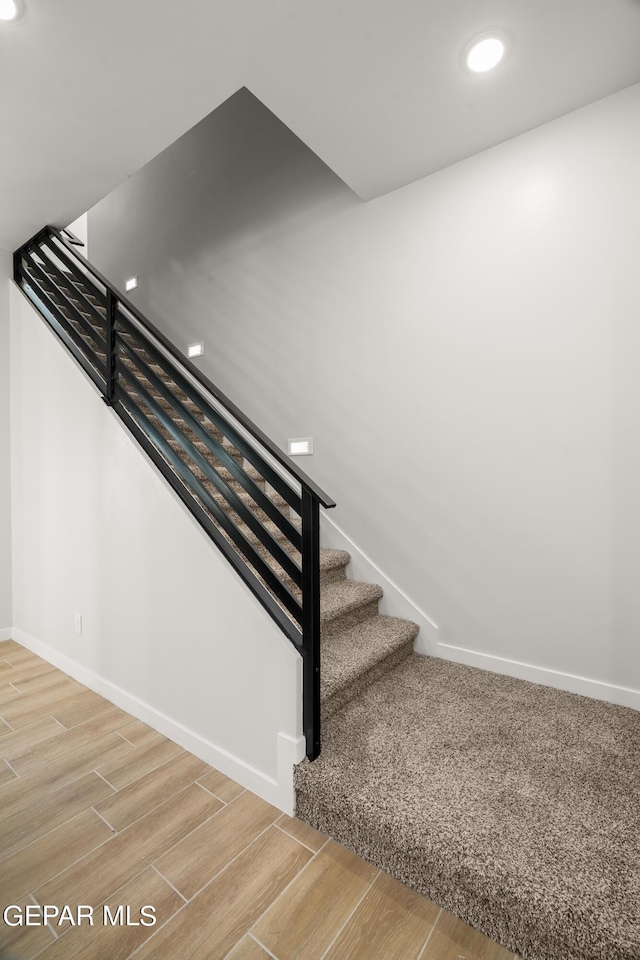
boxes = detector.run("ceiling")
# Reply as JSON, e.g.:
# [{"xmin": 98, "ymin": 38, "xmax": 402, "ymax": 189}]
[{"xmin": 2, "ymin": 0, "xmax": 640, "ymax": 251}]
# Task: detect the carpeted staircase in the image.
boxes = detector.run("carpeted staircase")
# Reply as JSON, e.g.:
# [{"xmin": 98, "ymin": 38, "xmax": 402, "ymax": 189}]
[
  {"xmin": 27, "ymin": 265, "xmax": 640, "ymax": 960},
  {"xmin": 296, "ymin": 657, "xmax": 640, "ymax": 960},
  {"xmin": 32, "ymin": 265, "xmax": 420, "ymax": 720}
]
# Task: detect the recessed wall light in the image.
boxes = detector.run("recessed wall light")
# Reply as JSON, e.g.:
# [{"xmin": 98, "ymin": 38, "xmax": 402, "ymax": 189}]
[
  {"xmin": 125, "ymin": 276, "xmax": 138, "ymax": 292},
  {"xmin": 187, "ymin": 342, "xmax": 205, "ymax": 359},
  {"xmin": 0, "ymin": 0, "xmax": 23, "ymax": 21},
  {"xmin": 466, "ymin": 34, "xmax": 506, "ymax": 73},
  {"xmin": 287, "ymin": 438, "xmax": 313, "ymax": 456}
]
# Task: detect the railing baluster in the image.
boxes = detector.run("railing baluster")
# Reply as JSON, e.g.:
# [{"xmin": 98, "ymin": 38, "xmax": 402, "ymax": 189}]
[
  {"xmin": 105, "ymin": 289, "xmax": 117, "ymax": 405},
  {"xmin": 302, "ymin": 488, "xmax": 321, "ymax": 760}
]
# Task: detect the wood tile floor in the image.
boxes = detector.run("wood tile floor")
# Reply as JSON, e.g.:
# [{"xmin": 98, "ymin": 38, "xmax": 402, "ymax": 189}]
[{"xmin": 0, "ymin": 639, "xmax": 519, "ymax": 960}]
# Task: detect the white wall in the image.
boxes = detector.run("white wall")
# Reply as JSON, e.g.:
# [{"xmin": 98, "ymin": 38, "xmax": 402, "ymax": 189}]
[
  {"xmin": 0, "ymin": 251, "xmax": 12, "ymax": 634},
  {"xmin": 9, "ymin": 285, "xmax": 302, "ymax": 811},
  {"xmin": 87, "ymin": 83, "xmax": 640, "ymax": 706},
  {"xmin": 87, "ymin": 88, "xmax": 357, "ymax": 354},
  {"xmin": 65, "ymin": 212, "xmax": 89, "ymax": 256}
]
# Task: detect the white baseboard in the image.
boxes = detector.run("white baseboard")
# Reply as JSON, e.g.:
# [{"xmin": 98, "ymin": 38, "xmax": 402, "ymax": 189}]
[
  {"xmin": 0, "ymin": 628, "xmax": 13, "ymax": 642},
  {"xmin": 439, "ymin": 642, "xmax": 640, "ymax": 711},
  {"xmin": 11, "ymin": 628, "xmax": 302, "ymax": 814},
  {"xmin": 321, "ymin": 514, "xmax": 439, "ymax": 655}
]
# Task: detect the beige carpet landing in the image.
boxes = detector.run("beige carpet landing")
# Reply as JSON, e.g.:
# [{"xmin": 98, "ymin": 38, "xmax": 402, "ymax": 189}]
[{"xmin": 295, "ymin": 655, "xmax": 640, "ymax": 960}]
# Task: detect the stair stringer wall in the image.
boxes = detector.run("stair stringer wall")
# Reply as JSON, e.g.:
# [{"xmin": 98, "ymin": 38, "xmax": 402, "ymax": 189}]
[{"xmin": 9, "ymin": 283, "xmax": 304, "ymax": 813}]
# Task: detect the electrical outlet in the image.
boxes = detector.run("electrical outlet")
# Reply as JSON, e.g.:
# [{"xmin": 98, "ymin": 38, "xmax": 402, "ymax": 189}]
[{"xmin": 74, "ymin": 613, "xmax": 82, "ymax": 636}]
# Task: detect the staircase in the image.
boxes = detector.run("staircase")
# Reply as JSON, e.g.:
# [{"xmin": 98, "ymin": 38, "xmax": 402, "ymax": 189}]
[
  {"xmin": 15, "ymin": 227, "xmax": 640, "ymax": 960},
  {"xmin": 13, "ymin": 226, "xmax": 419, "ymax": 750}
]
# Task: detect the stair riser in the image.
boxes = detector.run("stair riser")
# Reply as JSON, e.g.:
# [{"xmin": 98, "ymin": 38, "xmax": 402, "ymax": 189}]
[
  {"xmin": 320, "ymin": 565, "xmax": 348, "ymax": 586},
  {"xmin": 322, "ymin": 639, "xmax": 414, "ymax": 721},
  {"xmin": 321, "ymin": 600, "xmax": 381, "ymax": 640}
]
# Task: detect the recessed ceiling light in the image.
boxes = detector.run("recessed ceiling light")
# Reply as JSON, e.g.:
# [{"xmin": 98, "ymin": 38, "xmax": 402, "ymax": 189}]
[
  {"xmin": 466, "ymin": 35, "xmax": 506, "ymax": 73},
  {"xmin": 0, "ymin": 0, "xmax": 23, "ymax": 22}
]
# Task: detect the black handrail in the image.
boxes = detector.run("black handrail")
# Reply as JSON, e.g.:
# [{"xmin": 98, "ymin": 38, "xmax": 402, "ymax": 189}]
[{"xmin": 13, "ymin": 225, "xmax": 333, "ymax": 761}]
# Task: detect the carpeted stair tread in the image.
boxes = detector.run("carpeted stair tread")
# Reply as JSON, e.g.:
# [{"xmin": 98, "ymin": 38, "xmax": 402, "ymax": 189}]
[
  {"xmin": 60, "ymin": 281, "xmax": 106, "ymax": 315},
  {"xmin": 296, "ymin": 655, "xmax": 640, "ymax": 960},
  {"xmin": 233, "ymin": 514, "xmax": 300, "ymax": 556},
  {"xmin": 66, "ymin": 312, "xmax": 103, "ymax": 336},
  {"xmin": 137, "ymin": 410, "xmax": 248, "ymax": 471},
  {"xmin": 140, "ymin": 395, "xmax": 226, "ymax": 439},
  {"xmin": 191, "ymin": 495, "xmax": 303, "ymax": 615},
  {"xmin": 222, "ymin": 545, "xmax": 348, "ymax": 613},
  {"xmin": 233, "ymin": 546, "xmax": 350, "ymax": 613},
  {"xmin": 320, "ymin": 579, "xmax": 383, "ymax": 625},
  {"xmin": 148, "ymin": 422, "xmax": 241, "ymax": 465},
  {"xmin": 139, "ymin": 415, "xmax": 302, "ymax": 562},
  {"xmin": 200, "ymin": 477, "xmax": 292, "ymax": 524},
  {"xmin": 65, "ymin": 291, "xmax": 105, "ymax": 317},
  {"xmin": 66, "ymin": 319, "xmax": 105, "ymax": 352},
  {"xmin": 321, "ymin": 615, "xmax": 418, "ymax": 718},
  {"xmin": 64, "ymin": 313, "xmax": 102, "ymax": 344},
  {"xmin": 119, "ymin": 358, "xmax": 278, "ymax": 489},
  {"xmin": 69, "ymin": 277, "xmax": 104, "ymax": 299},
  {"xmin": 191, "ymin": 490, "xmax": 301, "ymax": 558},
  {"xmin": 320, "ymin": 549, "xmax": 350, "ymax": 579},
  {"xmin": 134, "ymin": 403, "xmax": 270, "ymax": 492},
  {"xmin": 119, "ymin": 401, "xmax": 278, "ymax": 522},
  {"xmin": 207, "ymin": 459, "xmax": 264, "ymax": 486},
  {"xmin": 33, "ymin": 274, "xmax": 271, "ymax": 502},
  {"xmin": 29, "ymin": 272, "xmax": 103, "ymax": 334},
  {"xmin": 245, "ymin": 545, "xmax": 348, "ymax": 599},
  {"xmin": 145, "ymin": 425, "xmax": 265, "ymax": 487},
  {"xmin": 140, "ymin": 427, "xmax": 300, "ymax": 555}
]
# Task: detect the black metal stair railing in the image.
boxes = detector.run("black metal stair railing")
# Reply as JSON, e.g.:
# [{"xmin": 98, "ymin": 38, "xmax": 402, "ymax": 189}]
[{"xmin": 13, "ymin": 225, "xmax": 335, "ymax": 760}]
